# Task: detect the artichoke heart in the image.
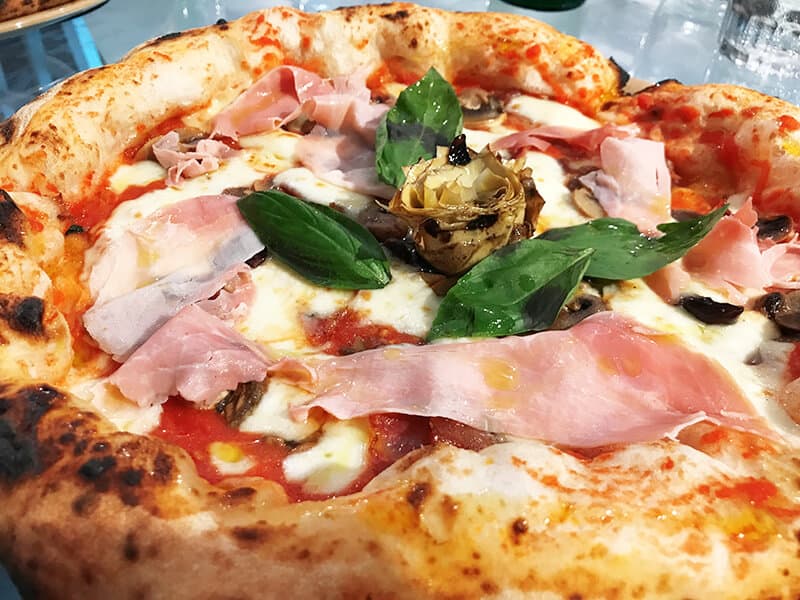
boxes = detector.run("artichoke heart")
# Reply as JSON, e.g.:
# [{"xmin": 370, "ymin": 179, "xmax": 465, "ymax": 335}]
[{"xmin": 388, "ymin": 146, "xmax": 543, "ymax": 275}]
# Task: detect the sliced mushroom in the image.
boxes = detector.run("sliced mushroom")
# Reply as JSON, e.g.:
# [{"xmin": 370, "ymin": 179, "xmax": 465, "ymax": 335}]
[
  {"xmin": 357, "ymin": 203, "xmax": 410, "ymax": 243},
  {"xmin": 756, "ymin": 215, "xmax": 794, "ymax": 244},
  {"xmin": 550, "ymin": 286, "xmax": 607, "ymax": 330},
  {"xmin": 680, "ymin": 295, "xmax": 744, "ymax": 325},
  {"xmin": 284, "ymin": 114, "xmax": 317, "ymax": 135},
  {"xmin": 756, "ymin": 290, "xmax": 800, "ymax": 332},
  {"xmin": 215, "ymin": 380, "xmax": 267, "ymax": 427},
  {"xmin": 570, "ymin": 184, "xmax": 605, "ymax": 219},
  {"xmin": 458, "ymin": 88, "xmax": 504, "ymax": 124},
  {"xmin": 388, "ymin": 146, "xmax": 543, "ymax": 275}
]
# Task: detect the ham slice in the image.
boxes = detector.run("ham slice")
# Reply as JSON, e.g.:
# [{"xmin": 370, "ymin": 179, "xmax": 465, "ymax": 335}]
[
  {"xmin": 283, "ymin": 312, "xmax": 763, "ymax": 448},
  {"xmin": 109, "ymin": 305, "xmax": 269, "ymax": 408},
  {"xmin": 152, "ymin": 131, "xmax": 237, "ymax": 186},
  {"xmin": 84, "ymin": 194, "xmax": 264, "ymax": 359},
  {"xmin": 579, "ymin": 137, "xmax": 672, "ymax": 234},
  {"xmin": 212, "ymin": 66, "xmax": 388, "ymax": 142},
  {"xmin": 294, "ymin": 134, "xmax": 396, "ymax": 199},
  {"xmin": 196, "ymin": 270, "xmax": 257, "ymax": 323},
  {"xmin": 491, "ymin": 123, "xmax": 639, "ymax": 154},
  {"xmin": 682, "ymin": 200, "xmax": 771, "ymax": 301}
]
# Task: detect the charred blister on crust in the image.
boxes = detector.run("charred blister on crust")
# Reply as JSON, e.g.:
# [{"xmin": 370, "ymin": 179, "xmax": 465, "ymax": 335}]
[
  {"xmin": 0, "ymin": 190, "xmax": 24, "ymax": 246},
  {"xmin": 406, "ymin": 481, "xmax": 430, "ymax": 510},
  {"xmin": 381, "ymin": 8, "xmax": 410, "ymax": 21},
  {"xmin": 0, "ymin": 295, "xmax": 45, "ymax": 337},
  {"xmin": 0, "ymin": 117, "xmax": 15, "ymax": 144},
  {"xmin": 0, "ymin": 385, "xmax": 61, "ymax": 483},
  {"xmin": 231, "ymin": 526, "xmax": 270, "ymax": 544}
]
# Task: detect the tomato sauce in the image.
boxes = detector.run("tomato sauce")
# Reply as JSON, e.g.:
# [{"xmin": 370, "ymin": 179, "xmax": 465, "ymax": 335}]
[
  {"xmin": 786, "ymin": 343, "xmax": 800, "ymax": 381},
  {"xmin": 304, "ymin": 308, "xmax": 423, "ymax": 355}
]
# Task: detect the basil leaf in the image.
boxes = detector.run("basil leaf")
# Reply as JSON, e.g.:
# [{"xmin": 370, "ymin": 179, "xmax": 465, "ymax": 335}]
[
  {"xmin": 237, "ymin": 191, "xmax": 391, "ymax": 290},
  {"xmin": 375, "ymin": 67, "xmax": 464, "ymax": 188},
  {"xmin": 427, "ymin": 240, "xmax": 593, "ymax": 340},
  {"xmin": 539, "ymin": 205, "xmax": 727, "ymax": 280}
]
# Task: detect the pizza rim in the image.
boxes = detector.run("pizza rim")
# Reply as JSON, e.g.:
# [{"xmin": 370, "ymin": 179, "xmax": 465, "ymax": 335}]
[{"xmin": 1, "ymin": 3, "xmax": 800, "ymax": 599}]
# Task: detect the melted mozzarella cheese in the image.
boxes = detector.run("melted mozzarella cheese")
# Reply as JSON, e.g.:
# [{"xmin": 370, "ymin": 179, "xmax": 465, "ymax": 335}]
[
  {"xmin": 282, "ymin": 419, "xmax": 370, "ymax": 495},
  {"xmin": 350, "ymin": 260, "xmax": 441, "ymax": 339},
  {"xmin": 273, "ymin": 167, "xmax": 374, "ymax": 216},
  {"xmin": 239, "ymin": 380, "xmax": 321, "ymax": 441},
  {"xmin": 526, "ymin": 151, "xmax": 587, "ymax": 232},
  {"xmin": 505, "ymin": 95, "xmax": 600, "ymax": 130},
  {"xmin": 108, "ymin": 161, "xmax": 166, "ymax": 194},
  {"xmin": 209, "ymin": 442, "xmax": 255, "ymax": 476},
  {"xmin": 605, "ymin": 279, "xmax": 799, "ymax": 439},
  {"xmin": 69, "ymin": 378, "xmax": 163, "ymax": 434},
  {"xmin": 237, "ymin": 259, "xmax": 353, "ymax": 356}
]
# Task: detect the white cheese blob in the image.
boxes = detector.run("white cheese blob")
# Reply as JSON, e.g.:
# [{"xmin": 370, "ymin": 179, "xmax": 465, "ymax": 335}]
[
  {"xmin": 108, "ymin": 161, "xmax": 166, "ymax": 194},
  {"xmin": 283, "ymin": 419, "xmax": 370, "ymax": 495},
  {"xmin": 239, "ymin": 380, "xmax": 321, "ymax": 442},
  {"xmin": 273, "ymin": 167, "xmax": 374, "ymax": 216},
  {"xmin": 505, "ymin": 95, "xmax": 600, "ymax": 131},
  {"xmin": 69, "ymin": 378, "xmax": 163, "ymax": 435}
]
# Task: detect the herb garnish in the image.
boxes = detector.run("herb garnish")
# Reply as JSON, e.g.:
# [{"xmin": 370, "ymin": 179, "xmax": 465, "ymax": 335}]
[
  {"xmin": 375, "ymin": 67, "xmax": 464, "ymax": 188},
  {"xmin": 237, "ymin": 191, "xmax": 391, "ymax": 289}
]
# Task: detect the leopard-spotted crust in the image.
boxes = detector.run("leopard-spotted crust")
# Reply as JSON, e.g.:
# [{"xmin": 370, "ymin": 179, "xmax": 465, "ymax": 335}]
[
  {"xmin": 0, "ymin": 5, "xmax": 800, "ymax": 599},
  {"xmin": 0, "ymin": 0, "xmax": 75, "ymax": 22}
]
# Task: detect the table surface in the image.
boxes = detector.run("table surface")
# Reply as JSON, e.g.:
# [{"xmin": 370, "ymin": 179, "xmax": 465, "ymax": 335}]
[{"xmin": 0, "ymin": 0, "xmax": 793, "ymax": 596}]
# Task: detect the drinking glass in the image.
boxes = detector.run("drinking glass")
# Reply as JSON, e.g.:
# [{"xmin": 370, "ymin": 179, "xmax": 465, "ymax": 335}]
[{"xmin": 705, "ymin": 0, "xmax": 800, "ymax": 104}]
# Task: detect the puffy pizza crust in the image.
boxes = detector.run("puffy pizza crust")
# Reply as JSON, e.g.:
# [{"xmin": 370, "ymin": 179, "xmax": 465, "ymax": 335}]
[
  {"xmin": 0, "ymin": 4, "xmax": 800, "ymax": 599},
  {"xmin": 0, "ymin": 3, "xmax": 622, "ymax": 212},
  {"xmin": 0, "ymin": 0, "xmax": 75, "ymax": 22},
  {"xmin": 3, "ymin": 386, "xmax": 800, "ymax": 599}
]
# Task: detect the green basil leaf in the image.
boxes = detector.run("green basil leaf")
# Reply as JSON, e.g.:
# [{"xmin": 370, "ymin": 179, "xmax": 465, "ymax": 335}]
[
  {"xmin": 375, "ymin": 67, "xmax": 464, "ymax": 188},
  {"xmin": 539, "ymin": 205, "xmax": 727, "ymax": 280},
  {"xmin": 427, "ymin": 240, "xmax": 593, "ymax": 340},
  {"xmin": 237, "ymin": 191, "xmax": 391, "ymax": 290}
]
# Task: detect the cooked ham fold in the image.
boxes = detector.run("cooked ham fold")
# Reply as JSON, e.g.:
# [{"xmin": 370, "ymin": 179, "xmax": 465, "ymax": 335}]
[
  {"xmin": 83, "ymin": 194, "xmax": 263, "ymax": 359},
  {"xmin": 212, "ymin": 65, "xmax": 388, "ymax": 142},
  {"xmin": 152, "ymin": 131, "xmax": 237, "ymax": 186},
  {"xmin": 109, "ymin": 305, "xmax": 269, "ymax": 407},
  {"xmin": 282, "ymin": 312, "xmax": 764, "ymax": 448}
]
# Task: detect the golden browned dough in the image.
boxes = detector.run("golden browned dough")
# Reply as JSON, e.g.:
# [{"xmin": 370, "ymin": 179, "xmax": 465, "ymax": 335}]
[
  {"xmin": 0, "ymin": 0, "xmax": 75, "ymax": 22},
  {"xmin": 1, "ymin": 5, "xmax": 800, "ymax": 600}
]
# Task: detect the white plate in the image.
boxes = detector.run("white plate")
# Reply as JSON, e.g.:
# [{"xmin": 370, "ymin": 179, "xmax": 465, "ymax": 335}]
[{"xmin": 0, "ymin": 0, "xmax": 109, "ymax": 39}]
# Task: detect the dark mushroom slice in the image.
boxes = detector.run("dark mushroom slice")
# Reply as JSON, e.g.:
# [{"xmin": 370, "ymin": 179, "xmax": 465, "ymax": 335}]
[
  {"xmin": 550, "ymin": 288, "xmax": 607, "ymax": 330},
  {"xmin": 570, "ymin": 183, "xmax": 604, "ymax": 219},
  {"xmin": 215, "ymin": 380, "xmax": 267, "ymax": 427},
  {"xmin": 756, "ymin": 215, "xmax": 794, "ymax": 244},
  {"xmin": 756, "ymin": 290, "xmax": 800, "ymax": 332},
  {"xmin": 680, "ymin": 295, "xmax": 744, "ymax": 325},
  {"xmin": 671, "ymin": 209, "xmax": 704, "ymax": 222},
  {"xmin": 457, "ymin": 88, "xmax": 504, "ymax": 124}
]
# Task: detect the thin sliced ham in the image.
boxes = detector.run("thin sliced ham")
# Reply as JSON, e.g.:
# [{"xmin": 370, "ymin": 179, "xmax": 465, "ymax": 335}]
[
  {"xmin": 579, "ymin": 137, "xmax": 672, "ymax": 234},
  {"xmin": 84, "ymin": 194, "xmax": 264, "ymax": 360},
  {"xmin": 491, "ymin": 123, "xmax": 639, "ymax": 154},
  {"xmin": 294, "ymin": 134, "xmax": 396, "ymax": 199},
  {"xmin": 196, "ymin": 270, "xmax": 257, "ymax": 323},
  {"xmin": 762, "ymin": 235, "xmax": 800, "ymax": 290},
  {"xmin": 282, "ymin": 312, "xmax": 763, "ymax": 448},
  {"xmin": 212, "ymin": 66, "xmax": 388, "ymax": 142},
  {"xmin": 683, "ymin": 200, "xmax": 770, "ymax": 301},
  {"xmin": 152, "ymin": 131, "xmax": 237, "ymax": 186},
  {"xmin": 109, "ymin": 305, "xmax": 269, "ymax": 408}
]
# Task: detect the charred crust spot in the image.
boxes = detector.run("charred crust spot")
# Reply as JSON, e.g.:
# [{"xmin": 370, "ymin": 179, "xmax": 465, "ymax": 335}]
[
  {"xmin": 72, "ymin": 492, "xmax": 98, "ymax": 516},
  {"xmin": 569, "ymin": 595, "xmax": 583, "ymax": 600},
  {"xmin": 151, "ymin": 31, "xmax": 183, "ymax": 45},
  {"xmin": 0, "ymin": 190, "xmax": 24, "ymax": 246},
  {"xmin": 120, "ymin": 468, "xmax": 144, "ymax": 487},
  {"xmin": 65, "ymin": 224, "xmax": 85, "ymax": 235},
  {"xmin": 123, "ymin": 533, "xmax": 140, "ymax": 562},
  {"xmin": 80, "ymin": 565, "xmax": 95, "ymax": 586},
  {"xmin": 406, "ymin": 482, "xmax": 430, "ymax": 509},
  {"xmin": 222, "ymin": 486, "xmax": 256, "ymax": 503},
  {"xmin": 215, "ymin": 18, "xmax": 228, "ymax": 28},
  {"xmin": 409, "ymin": 37, "xmax": 418, "ymax": 49},
  {"xmin": 481, "ymin": 582, "xmax": 500, "ymax": 594},
  {"xmin": 382, "ymin": 8, "xmax": 409, "ymax": 21},
  {"xmin": 608, "ymin": 57, "xmax": 631, "ymax": 91},
  {"xmin": 58, "ymin": 432, "xmax": 76, "ymax": 445},
  {"xmin": 78, "ymin": 456, "xmax": 117, "ymax": 481},
  {"xmin": 0, "ymin": 399, "xmax": 8, "ymax": 415},
  {"xmin": 120, "ymin": 489, "xmax": 140, "ymax": 507},
  {"xmin": 0, "ymin": 117, "xmax": 16, "ymax": 144},
  {"xmin": 152, "ymin": 452, "xmax": 174, "ymax": 482},
  {"xmin": 73, "ymin": 439, "xmax": 89, "ymax": 456},
  {"xmin": 0, "ymin": 385, "xmax": 60, "ymax": 482},
  {"xmin": 511, "ymin": 517, "xmax": 529, "ymax": 544},
  {"xmin": 0, "ymin": 295, "xmax": 45, "ymax": 337},
  {"xmin": 231, "ymin": 526, "xmax": 268, "ymax": 543},
  {"xmin": 92, "ymin": 441, "xmax": 109, "ymax": 453}
]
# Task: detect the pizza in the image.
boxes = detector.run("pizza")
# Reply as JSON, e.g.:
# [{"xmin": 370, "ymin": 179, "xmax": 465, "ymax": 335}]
[
  {"xmin": 0, "ymin": 0, "xmax": 77, "ymax": 22},
  {"xmin": 2, "ymin": 3, "xmax": 800, "ymax": 598}
]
